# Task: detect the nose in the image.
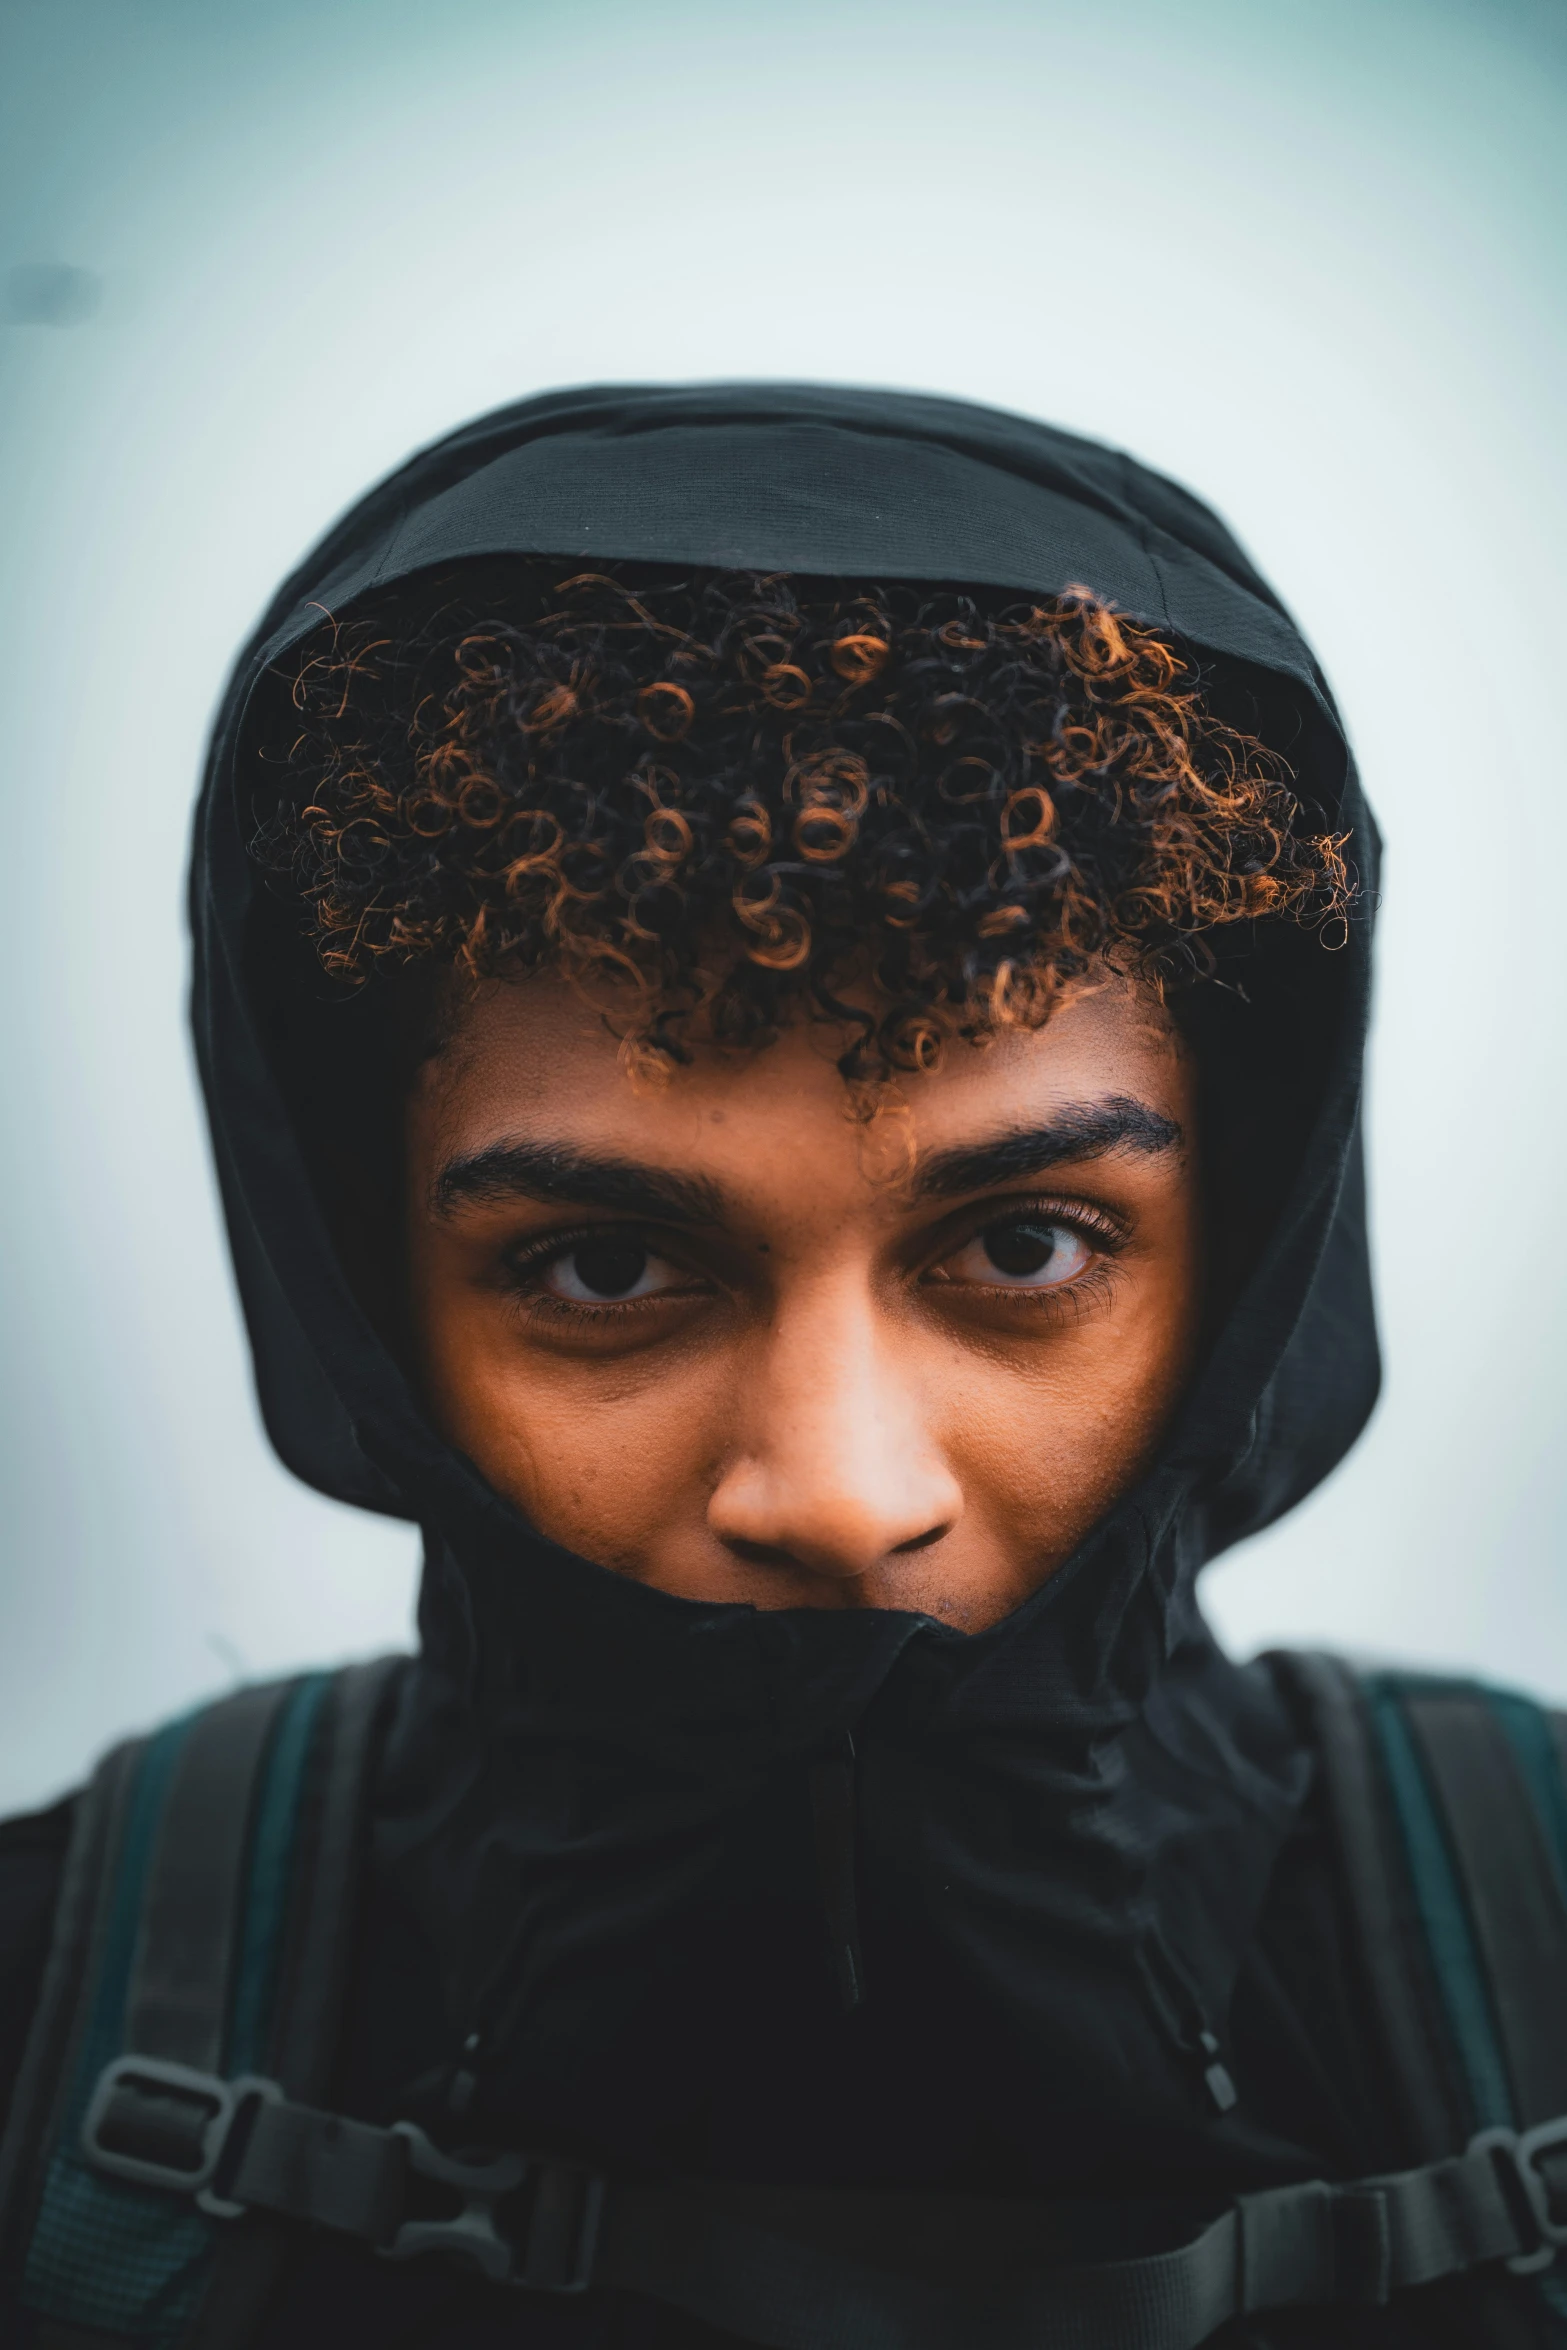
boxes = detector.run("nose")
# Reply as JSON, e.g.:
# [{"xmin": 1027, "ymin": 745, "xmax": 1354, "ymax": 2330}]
[{"xmin": 706, "ymin": 1276, "xmax": 963, "ymax": 1590}]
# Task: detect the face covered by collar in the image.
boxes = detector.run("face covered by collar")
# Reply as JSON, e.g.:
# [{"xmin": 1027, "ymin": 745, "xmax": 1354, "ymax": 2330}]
[{"xmin": 191, "ymin": 384, "xmax": 1380, "ymax": 2190}]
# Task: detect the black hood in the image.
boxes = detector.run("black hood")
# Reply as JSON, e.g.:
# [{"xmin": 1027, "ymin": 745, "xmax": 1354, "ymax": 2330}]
[{"xmin": 190, "ymin": 383, "xmax": 1380, "ymax": 2194}]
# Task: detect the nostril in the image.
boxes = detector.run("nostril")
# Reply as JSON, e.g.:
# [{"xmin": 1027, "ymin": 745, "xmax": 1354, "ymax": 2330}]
[
  {"xmin": 724, "ymin": 1536, "xmax": 801, "ymax": 1571},
  {"xmin": 724, "ymin": 1524, "xmax": 951, "ymax": 1574},
  {"xmin": 891, "ymin": 1523, "xmax": 951, "ymax": 1556}
]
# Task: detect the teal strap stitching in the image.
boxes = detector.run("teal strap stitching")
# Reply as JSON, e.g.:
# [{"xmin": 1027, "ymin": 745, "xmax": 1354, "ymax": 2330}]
[
  {"xmin": 1487, "ymin": 1691, "xmax": 1567, "ymax": 1906},
  {"xmin": 227, "ymin": 1673, "xmax": 332, "ymax": 2075},
  {"xmin": 1365, "ymin": 1680, "xmax": 1514, "ymax": 2132}
]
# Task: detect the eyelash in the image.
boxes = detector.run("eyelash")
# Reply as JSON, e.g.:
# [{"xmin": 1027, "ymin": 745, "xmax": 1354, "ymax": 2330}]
[
  {"xmin": 499, "ymin": 1226, "xmax": 695, "ymax": 1327},
  {"xmin": 500, "ymin": 1196, "xmax": 1126, "ymax": 1327},
  {"xmin": 932, "ymin": 1197, "xmax": 1127, "ymax": 1323},
  {"xmin": 959, "ymin": 1196, "xmax": 1127, "ymax": 1265}
]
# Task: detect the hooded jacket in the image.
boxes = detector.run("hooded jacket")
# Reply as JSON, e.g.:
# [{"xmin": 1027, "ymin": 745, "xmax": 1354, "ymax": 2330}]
[{"xmin": 2, "ymin": 385, "xmax": 1535, "ymax": 2348}]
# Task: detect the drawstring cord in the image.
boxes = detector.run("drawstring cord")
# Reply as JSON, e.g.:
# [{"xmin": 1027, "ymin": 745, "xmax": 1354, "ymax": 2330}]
[{"xmin": 808, "ymin": 1732, "xmax": 866, "ymax": 2012}]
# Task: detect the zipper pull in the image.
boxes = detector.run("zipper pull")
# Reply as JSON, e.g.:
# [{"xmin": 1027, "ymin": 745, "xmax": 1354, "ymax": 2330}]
[
  {"xmin": 1195, "ymin": 2029, "xmax": 1238, "ymax": 2115},
  {"xmin": 1141, "ymin": 1938, "xmax": 1238, "ymax": 2115},
  {"xmin": 446, "ymin": 2029, "xmax": 483, "ymax": 2118}
]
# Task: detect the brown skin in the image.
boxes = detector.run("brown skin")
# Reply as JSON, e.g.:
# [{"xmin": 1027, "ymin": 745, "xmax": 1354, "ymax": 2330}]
[{"xmin": 404, "ymin": 973, "xmax": 1203, "ymax": 1632}]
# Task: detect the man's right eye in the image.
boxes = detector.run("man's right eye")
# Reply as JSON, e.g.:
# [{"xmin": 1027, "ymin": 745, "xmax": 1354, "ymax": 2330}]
[{"xmin": 537, "ymin": 1238, "xmax": 683, "ymax": 1304}]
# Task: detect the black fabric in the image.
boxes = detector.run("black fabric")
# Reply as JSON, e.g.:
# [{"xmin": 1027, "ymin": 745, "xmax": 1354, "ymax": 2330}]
[
  {"xmin": 0, "ymin": 1804, "xmax": 74, "ymax": 2168},
  {"xmin": 12, "ymin": 380, "xmax": 1544, "ymax": 2344}
]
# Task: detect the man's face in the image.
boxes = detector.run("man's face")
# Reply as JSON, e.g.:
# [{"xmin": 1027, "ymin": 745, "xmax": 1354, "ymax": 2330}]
[{"xmin": 403, "ymin": 973, "xmax": 1203, "ymax": 1631}]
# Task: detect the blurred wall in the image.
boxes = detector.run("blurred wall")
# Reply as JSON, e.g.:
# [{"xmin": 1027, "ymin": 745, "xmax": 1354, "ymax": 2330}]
[{"xmin": 1, "ymin": 0, "xmax": 1563, "ymax": 1812}]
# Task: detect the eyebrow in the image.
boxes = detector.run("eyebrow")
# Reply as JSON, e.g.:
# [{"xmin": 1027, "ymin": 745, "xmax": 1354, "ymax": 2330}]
[
  {"xmin": 911, "ymin": 1096, "xmax": 1183, "ymax": 1199},
  {"xmin": 432, "ymin": 1140, "xmax": 724, "ymax": 1226},
  {"xmin": 433, "ymin": 1096, "xmax": 1181, "ymax": 1224}
]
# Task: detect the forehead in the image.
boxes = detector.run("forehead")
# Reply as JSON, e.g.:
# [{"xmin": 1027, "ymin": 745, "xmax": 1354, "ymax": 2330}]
[{"xmin": 412, "ymin": 973, "xmax": 1191, "ymax": 1177}]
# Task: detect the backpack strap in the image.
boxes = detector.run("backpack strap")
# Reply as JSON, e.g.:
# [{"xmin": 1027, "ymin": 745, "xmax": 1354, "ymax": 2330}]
[
  {"xmin": 1280, "ymin": 1652, "xmax": 1567, "ymax": 2339},
  {"xmin": 184, "ymin": 1655, "xmax": 409, "ymax": 2350},
  {"xmin": 20, "ymin": 2075, "xmax": 1564, "ymax": 2349},
  {"xmin": 0, "ymin": 1733, "xmax": 143, "ymax": 2304},
  {"xmin": 1390, "ymin": 1679, "xmax": 1567, "ymax": 2133},
  {"xmin": 1270, "ymin": 1651, "xmax": 1468, "ymax": 2162},
  {"xmin": 0, "ymin": 1656, "xmax": 406, "ymax": 2350}
]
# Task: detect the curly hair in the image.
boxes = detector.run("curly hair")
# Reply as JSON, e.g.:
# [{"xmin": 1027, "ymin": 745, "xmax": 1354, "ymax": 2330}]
[{"xmin": 256, "ymin": 563, "xmax": 1352, "ymax": 1085}]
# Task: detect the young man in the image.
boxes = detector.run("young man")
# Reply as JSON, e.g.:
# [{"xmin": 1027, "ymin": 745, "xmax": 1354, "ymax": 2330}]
[{"xmin": 3, "ymin": 385, "xmax": 1565, "ymax": 2350}]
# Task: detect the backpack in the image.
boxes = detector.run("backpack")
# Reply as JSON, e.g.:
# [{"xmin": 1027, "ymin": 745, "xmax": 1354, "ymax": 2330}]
[{"xmin": 3, "ymin": 1650, "xmax": 1567, "ymax": 2350}]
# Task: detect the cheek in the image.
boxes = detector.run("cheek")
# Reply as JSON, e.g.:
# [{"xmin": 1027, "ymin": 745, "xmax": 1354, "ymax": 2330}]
[
  {"xmin": 414, "ymin": 1285, "xmax": 722, "ymax": 1569},
  {"xmin": 952, "ymin": 1378, "xmax": 1153, "ymax": 1558},
  {"xmin": 943, "ymin": 1260, "xmax": 1200, "ymax": 1556}
]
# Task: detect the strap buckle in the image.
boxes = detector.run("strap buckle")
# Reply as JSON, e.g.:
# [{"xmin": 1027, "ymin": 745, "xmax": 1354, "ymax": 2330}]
[
  {"xmin": 81, "ymin": 2056, "xmax": 281, "ymax": 2217},
  {"xmin": 1471, "ymin": 2118, "xmax": 1567, "ymax": 2274},
  {"xmin": 381, "ymin": 2123, "xmax": 604, "ymax": 2293}
]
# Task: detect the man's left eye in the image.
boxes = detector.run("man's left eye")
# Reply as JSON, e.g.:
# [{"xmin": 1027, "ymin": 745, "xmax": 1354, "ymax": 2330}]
[{"xmin": 939, "ymin": 1218, "xmax": 1092, "ymax": 1290}]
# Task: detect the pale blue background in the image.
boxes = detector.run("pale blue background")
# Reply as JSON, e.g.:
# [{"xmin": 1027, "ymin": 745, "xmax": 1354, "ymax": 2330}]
[{"xmin": 1, "ymin": 0, "xmax": 1563, "ymax": 1811}]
